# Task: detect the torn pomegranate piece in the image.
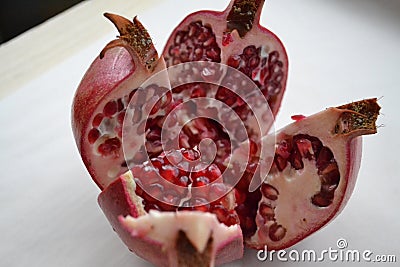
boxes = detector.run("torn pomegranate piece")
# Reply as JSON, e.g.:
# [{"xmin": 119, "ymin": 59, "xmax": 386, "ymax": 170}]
[
  {"xmin": 98, "ymin": 171, "xmax": 244, "ymax": 267},
  {"xmin": 246, "ymin": 98, "xmax": 380, "ymax": 250},
  {"xmin": 72, "ymin": 14, "xmax": 166, "ymax": 189}
]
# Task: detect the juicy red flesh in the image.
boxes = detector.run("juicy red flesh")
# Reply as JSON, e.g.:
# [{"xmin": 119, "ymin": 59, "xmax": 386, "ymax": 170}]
[
  {"xmin": 132, "ymin": 148, "xmax": 240, "ymax": 226},
  {"xmin": 98, "ymin": 137, "xmax": 121, "ymax": 157},
  {"xmin": 258, "ymin": 183, "xmax": 287, "ymax": 242},
  {"xmin": 236, "ymin": 190, "xmax": 261, "ymax": 237},
  {"xmin": 226, "ymin": 46, "xmax": 284, "ymax": 112},
  {"xmin": 166, "ymin": 21, "xmax": 221, "ymax": 65},
  {"xmin": 273, "ymin": 134, "xmax": 340, "ymax": 207}
]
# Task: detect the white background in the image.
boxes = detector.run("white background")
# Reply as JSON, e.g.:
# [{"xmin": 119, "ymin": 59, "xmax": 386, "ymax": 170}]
[{"xmin": 1, "ymin": 0, "xmax": 399, "ymax": 266}]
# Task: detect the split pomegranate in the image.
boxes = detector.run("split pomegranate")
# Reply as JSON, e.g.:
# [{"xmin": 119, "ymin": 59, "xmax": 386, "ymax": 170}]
[{"xmin": 71, "ymin": 1, "xmax": 380, "ymax": 267}]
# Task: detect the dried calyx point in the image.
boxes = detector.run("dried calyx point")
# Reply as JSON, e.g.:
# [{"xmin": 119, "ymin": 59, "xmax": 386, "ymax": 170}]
[
  {"xmin": 334, "ymin": 98, "xmax": 381, "ymax": 136},
  {"xmin": 176, "ymin": 231, "xmax": 213, "ymax": 267},
  {"xmin": 227, "ymin": 0, "xmax": 263, "ymax": 37},
  {"xmin": 100, "ymin": 13, "xmax": 158, "ymax": 70}
]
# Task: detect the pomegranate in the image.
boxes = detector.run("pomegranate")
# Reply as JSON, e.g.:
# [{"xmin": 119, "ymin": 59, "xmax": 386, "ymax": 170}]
[{"xmin": 71, "ymin": 1, "xmax": 381, "ymax": 267}]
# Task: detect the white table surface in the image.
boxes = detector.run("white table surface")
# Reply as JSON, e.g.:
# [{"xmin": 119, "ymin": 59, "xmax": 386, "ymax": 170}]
[{"xmin": 1, "ymin": 0, "xmax": 399, "ymax": 266}]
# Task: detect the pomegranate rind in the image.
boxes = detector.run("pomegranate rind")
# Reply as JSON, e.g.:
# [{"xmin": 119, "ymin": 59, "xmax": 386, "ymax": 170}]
[{"xmin": 98, "ymin": 173, "xmax": 244, "ymax": 267}]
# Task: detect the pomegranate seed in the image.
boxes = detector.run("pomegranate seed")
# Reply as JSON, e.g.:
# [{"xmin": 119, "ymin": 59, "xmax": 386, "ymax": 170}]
[
  {"xmin": 243, "ymin": 45, "xmax": 256, "ymax": 58},
  {"xmin": 235, "ymin": 189, "xmax": 246, "ymax": 205},
  {"xmin": 146, "ymin": 127, "xmax": 161, "ymax": 141},
  {"xmin": 159, "ymin": 91, "xmax": 172, "ymax": 109},
  {"xmin": 147, "ymin": 183, "xmax": 164, "ymax": 200},
  {"xmin": 319, "ymin": 163, "xmax": 340, "ymax": 186},
  {"xmin": 88, "ymin": 128, "xmax": 100, "ymax": 144},
  {"xmin": 206, "ymin": 48, "xmax": 220, "ymax": 61},
  {"xmin": 177, "ymin": 176, "xmax": 190, "ymax": 187},
  {"xmin": 222, "ymin": 32, "xmax": 233, "ymax": 46},
  {"xmin": 204, "ymin": 37, "xmax": 215, "ymax": 47},
  {"xmin": 225, "ymin": 213, "xmax": 240, "ymax": 226},
  {"xmin": 316, "ymin": 147, "xmax": 334, "ymax": 170},
  {"xmin": 289, "ymin": 149, "xmax": 304, "ymax": 170},
  {"xmin": 268, "ymin": 51, "xmax": 279, "ymax": 64},
  {"xmin": 192, "ymin": 176, "xmax": 210, "ymax": 187},
  {"xmin": 209, "ymin": 183, "xmax": 228, "ymax": 199},
  {"xmin": 92, "ymin": 113, "xmax": 104, "ymax": 127},
  {"xmin": 261, "ymin": 184, "xmax": 279, "ymax": 201},
  {"xmin": 182, "ymin": 149, "xmax": 200, "ymax": 161},
  {"xmin": 159, "ymin": 165, "xmax": 179, "ymax": 183},
  {"xmin": 227, "ymin": 55, "xmax": 241, "ymax": 68},
  {"xmin": 249, "ymin": 140, "xmax": 258, "ymax": 156},
  {"xmin": 206, "ymin": 164, "xmax": 222, "ymax": 181},
  {"xmin": 268, "ymin": 223, "xmax": 286, "ymax": 241},
  {"xmin": 150, "ymin": 101, "xmax": 161, "ymax": 115},
  {"xmin": 98, "ymin": 137, "xmax": 121, "ymax": 157},
  {"xmin": 311, "ymin": 193, "xmax": 332, "ymax": 207},
  {"xmin": 248, "ymin": 56, "xmax": 260, "ymax": 68},
  {"xmin": 117, "ymin": 111, "xmax": 126, "ymax": 124},
  {"xmin": 188, "ymin": 24, "xmax": 197, "ymax": 37},
  {"xmin": 259, "ymin": 202, "xmax": 275, "ymax": 222},
  {"xmin": 276, "ymin": 139, "xmax": 292, "ymax": 159},
  {"xmin": 103, "ymin": 100, "xmax": 118, "ymax": 117},
  {"xmin": 150, "ymin": 157, "xmax": 164, "ymax": 169},
  {"xmin": 274, "ymin": 155, "xmax": 287, "ymax": 171},
  {"xmin": 211, "ymin": 204, "xmax": 229, "ymax": 222},
  {"xmin": 191, "ymin": 86, "xmax": 206, "ymax": 98},
  {"xmin": 117, "ymin": 98, "xmax": 124, "ymax": 111},
  {"xmin": 162, "ymin": 190, "xmax": 181, "ymax": 206},
  {"xmin": 295, "ymin": 138, "xmax": 313, "ymax": 159}
]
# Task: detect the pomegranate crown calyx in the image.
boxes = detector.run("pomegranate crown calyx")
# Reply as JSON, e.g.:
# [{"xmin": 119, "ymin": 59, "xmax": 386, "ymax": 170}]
[
  {"xmin": 100, "ymin": 13, "xmax": 158, "ymax": 71},
  {"xmin": 334, "ymin": 98, "xmax": 381, "ymax": 136},
  {"xmin": 227, "ymin": 0, "xmax": 265, "ymax": 37}
]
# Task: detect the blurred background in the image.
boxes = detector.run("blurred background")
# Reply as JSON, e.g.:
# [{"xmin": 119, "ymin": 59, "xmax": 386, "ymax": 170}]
[{"xmin": 0, "ymin": 0, "xmax": 84, "ymax": 43}]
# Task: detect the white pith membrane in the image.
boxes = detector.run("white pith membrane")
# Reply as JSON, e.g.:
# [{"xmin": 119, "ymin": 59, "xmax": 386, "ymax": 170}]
[
  {"xmin": 117, "ymin": 172, "xmax": 244, "ymax": 266},
  {"xmin": 121, "ymin": 212, "xmax": 242, "ymax": 256},
  {"xmin": 247, "ymin": 108, "xmax": 360, "ymax": 249}
]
